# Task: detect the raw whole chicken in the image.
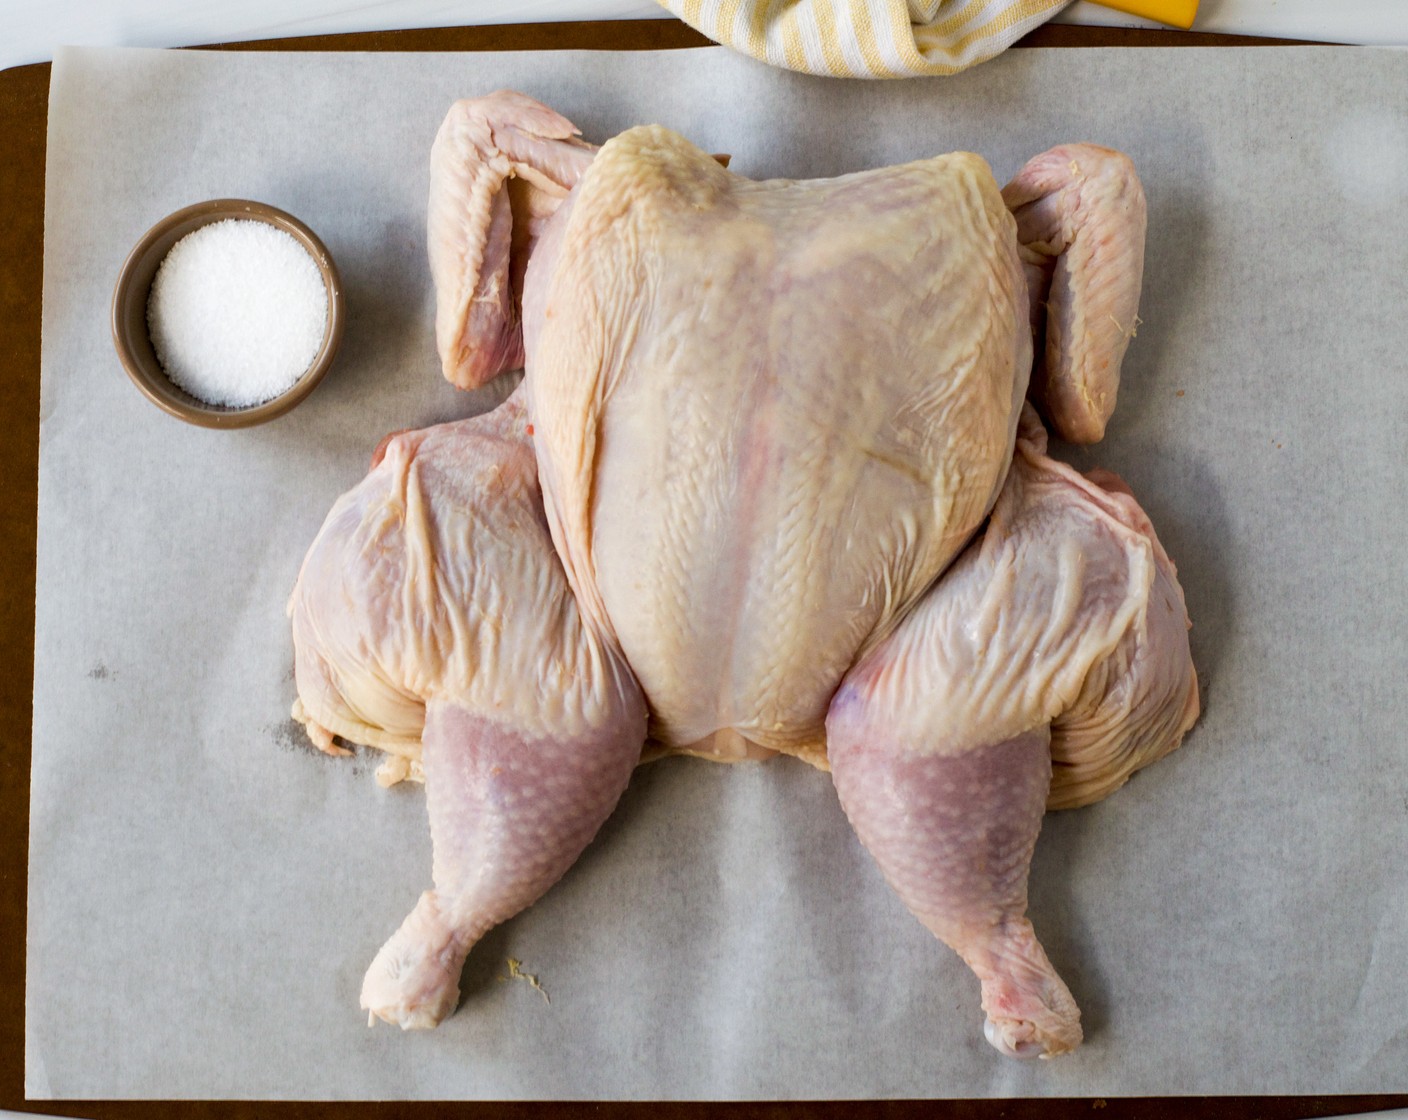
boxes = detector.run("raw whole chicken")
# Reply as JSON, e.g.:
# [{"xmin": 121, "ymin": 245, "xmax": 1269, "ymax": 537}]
[{"xmin": 287, "ymin": 90, "xmax": 1199, "ymax": 1059}]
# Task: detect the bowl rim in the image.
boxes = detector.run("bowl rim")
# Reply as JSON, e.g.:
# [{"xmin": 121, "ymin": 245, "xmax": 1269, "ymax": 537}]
[{"xmin": 111, "ymin": 198, "xmax": 345, "ymax": 430}]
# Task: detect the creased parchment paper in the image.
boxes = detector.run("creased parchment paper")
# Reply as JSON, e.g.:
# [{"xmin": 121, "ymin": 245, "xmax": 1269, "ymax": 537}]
[{"xmin": 29, "ymin": 44, "xmax": 1408, "ymax": 1099}]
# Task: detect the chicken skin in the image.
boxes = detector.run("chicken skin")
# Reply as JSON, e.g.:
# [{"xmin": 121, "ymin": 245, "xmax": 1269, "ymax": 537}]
[{"xmin": 287, "ymin": 91, "xmax": 1196, "ymax": 1057}]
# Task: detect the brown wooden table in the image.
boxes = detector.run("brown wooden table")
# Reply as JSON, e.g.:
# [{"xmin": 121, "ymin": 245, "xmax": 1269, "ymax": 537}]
[{"xmin": 2, "ymin": 17, "xmax": 1403, "ymax": 1119}]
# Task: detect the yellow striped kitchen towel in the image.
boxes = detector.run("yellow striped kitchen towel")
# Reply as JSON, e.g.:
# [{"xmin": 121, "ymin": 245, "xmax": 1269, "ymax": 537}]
[{"xmin": 659, "ymin": 0, "xmax": 1073, "ymax": 77}]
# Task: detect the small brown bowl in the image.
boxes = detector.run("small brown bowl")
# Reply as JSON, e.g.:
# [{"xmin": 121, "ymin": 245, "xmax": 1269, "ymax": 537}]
[{"xmin": 111, "ymin": 199, "xmax": 345, "ymax": 429}]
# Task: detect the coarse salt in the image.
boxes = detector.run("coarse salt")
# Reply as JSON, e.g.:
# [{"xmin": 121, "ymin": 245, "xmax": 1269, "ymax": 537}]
[{"xmin": 147, "ymin": 218, "xmax": 329, "ymax": 408}]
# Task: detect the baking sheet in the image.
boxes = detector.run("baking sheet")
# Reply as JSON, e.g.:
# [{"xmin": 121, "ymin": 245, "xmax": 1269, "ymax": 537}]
[{"xmin": 28, "ymin": 43, "xmax": 1408, "ymax": 1099}]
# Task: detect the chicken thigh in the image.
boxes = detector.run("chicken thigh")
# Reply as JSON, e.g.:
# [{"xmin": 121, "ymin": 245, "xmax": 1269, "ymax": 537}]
[
  {"xmin": 288, "ymin": 395, "xmax": 646, "ymax": 1028},
  {"xmin": 828, "ymin": 406, "xmax": 1199, "ymax": 1057},
  {"xmin": 287, "ymin": 91, "xmax": 1197, "ymax": 1057}
]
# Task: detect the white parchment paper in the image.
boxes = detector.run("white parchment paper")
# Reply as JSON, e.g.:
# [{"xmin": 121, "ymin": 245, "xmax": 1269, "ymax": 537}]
[{"xmin": 28, "ymin": 43, "xmax": 1408, "ymax": 1099}]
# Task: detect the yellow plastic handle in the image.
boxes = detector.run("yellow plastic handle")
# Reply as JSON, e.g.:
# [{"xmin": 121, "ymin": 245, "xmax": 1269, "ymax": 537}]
[{"xmin": 1085, "ymin": 0, "xmax": 1199, "ymax": 29}]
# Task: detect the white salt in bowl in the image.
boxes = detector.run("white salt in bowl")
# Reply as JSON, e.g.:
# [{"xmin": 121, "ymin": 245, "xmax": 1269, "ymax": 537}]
[{"xmin": 111, "ymin": 199, "xmax": 344, "ymax": 428}]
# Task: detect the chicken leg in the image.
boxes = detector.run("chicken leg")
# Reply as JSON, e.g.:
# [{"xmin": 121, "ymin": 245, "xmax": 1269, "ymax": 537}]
[
  {"xmin": 826, "ymin": 405, "xmax": 1198, "ymax": 1058},
  {"xmin": 287, "ymin": 391, "xmax": 646, "ymax": 1028},
  {"xmin": 360, "ymin": 696, "xmax": 643, "ymax": 1028}
]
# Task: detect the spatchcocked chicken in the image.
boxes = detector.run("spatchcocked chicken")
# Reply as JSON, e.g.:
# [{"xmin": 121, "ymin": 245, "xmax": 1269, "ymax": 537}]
[{"xmin": 287, "ymin": 90, "xmax": 1199, "ymax": 1059}]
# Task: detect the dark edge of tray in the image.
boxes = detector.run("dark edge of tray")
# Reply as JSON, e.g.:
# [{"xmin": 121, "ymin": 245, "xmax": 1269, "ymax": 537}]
[{"xmin": 1, "ymin": 17, "xmax": 1395, "ymax": 1120}]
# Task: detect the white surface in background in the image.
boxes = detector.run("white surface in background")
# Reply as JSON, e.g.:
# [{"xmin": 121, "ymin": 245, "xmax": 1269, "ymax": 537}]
[
  {"xmin": 1056, "ymin": 0, "xmax": 1408, "ymax": 39},
  {"xmin": 2, "ymin": 0, "xmax": 1408, "ymax": 72}
]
